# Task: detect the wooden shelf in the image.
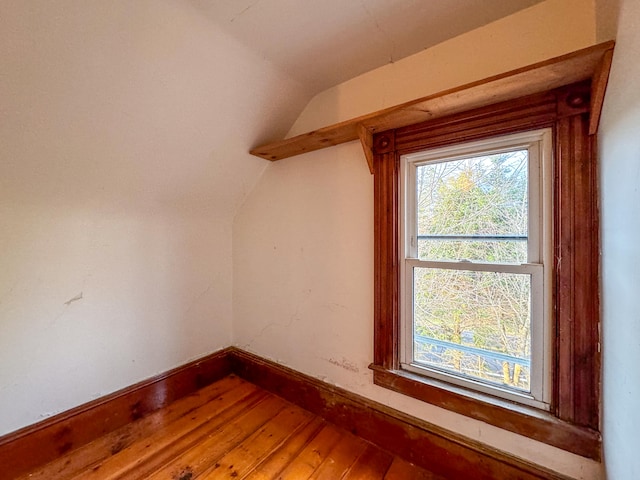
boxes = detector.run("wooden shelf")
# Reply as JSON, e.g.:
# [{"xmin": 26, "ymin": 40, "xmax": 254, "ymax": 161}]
[{"xmin": 250, "ymin": 41, "xmax": 614, "ymax": 171}]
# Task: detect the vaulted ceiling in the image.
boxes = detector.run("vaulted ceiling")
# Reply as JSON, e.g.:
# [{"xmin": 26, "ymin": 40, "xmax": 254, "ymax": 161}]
[{"xmin": 189, "ymin": 0, "xmax": 545, "ymax": 92}]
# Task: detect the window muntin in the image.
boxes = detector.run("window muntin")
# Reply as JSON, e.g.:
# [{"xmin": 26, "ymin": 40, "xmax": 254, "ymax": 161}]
[{"xmin": 400, "ymin": 129, "xmax": 552, "ymax": 409}]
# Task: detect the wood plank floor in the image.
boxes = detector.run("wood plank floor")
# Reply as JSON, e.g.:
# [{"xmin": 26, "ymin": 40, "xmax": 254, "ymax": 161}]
[{"xmin": 18, "ymin": 375, "xmax": 443, "ymax": 480}]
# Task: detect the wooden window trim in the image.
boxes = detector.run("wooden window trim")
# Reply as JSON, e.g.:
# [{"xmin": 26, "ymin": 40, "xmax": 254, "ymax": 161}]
[
  {"xmin": 370, "ymin": 83, "xmax": 601, "ymax": 460},
  {"xmin": 250, "ymin": 42, "xmax": 614, "ymax": 165}
]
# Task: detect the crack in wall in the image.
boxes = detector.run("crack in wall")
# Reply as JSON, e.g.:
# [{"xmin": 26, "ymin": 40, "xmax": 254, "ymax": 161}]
[
  {"xmin": 230, "ymin": 0, "xmax": 262, "ymax": 23},
  {"xmin": 184, "ymin": 284, "xmax": 213, "ymax": 316},
  {"xmin": 242, "ymin": 303, "xmax": 301, "ymax": 348},
  {"xmin": 360, "ymin": 0, "xmax": 396, "ymax": 63}
]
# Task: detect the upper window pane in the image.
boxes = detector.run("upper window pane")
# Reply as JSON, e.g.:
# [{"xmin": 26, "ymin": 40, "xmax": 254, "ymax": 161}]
[{"xmin": 416, "ymin": 150, "xmax": 528, "ymax": 263}]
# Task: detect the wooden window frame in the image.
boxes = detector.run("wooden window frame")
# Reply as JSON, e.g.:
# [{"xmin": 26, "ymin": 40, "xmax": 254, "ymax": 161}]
[{"xmin": 370, "ymin": 82, "xmax": 601, "ymax": 460}]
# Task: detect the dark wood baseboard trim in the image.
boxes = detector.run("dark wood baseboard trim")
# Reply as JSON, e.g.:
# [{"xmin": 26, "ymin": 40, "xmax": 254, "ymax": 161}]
[
  {"xmin": 0, "ymin": 346, "xmax": 580, "ymax": 480},
  {"xmin": 0, "ymin": 347, "xmax": 233, "ymax": 480},
  {"xmin": 229, "ymin": 348, "xmax": 574, "ymax": 480}
]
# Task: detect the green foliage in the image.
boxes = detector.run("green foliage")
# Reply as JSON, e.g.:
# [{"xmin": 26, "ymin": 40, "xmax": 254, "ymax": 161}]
[{"xmin": 413, "ymin": 150, "xmax": 531, "ymax": 390}]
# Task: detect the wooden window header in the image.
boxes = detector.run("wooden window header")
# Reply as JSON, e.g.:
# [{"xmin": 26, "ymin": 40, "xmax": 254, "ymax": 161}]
[{"xmin": 250, "ymin": 41, "xmax": 614, "ymax": 173}]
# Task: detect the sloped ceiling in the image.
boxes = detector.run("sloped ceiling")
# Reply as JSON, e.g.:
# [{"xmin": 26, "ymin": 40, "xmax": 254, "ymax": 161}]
[
  {"xmin": 189, "ymin": 0, "xmax": 545, "ymax": 92},
  {"xmin": 0, "ymin": 0, "xmax": 310, "ymax": 214},
  {"xmin": 0, "ymin": 0, "xmax": 548, "ymax": 214}
]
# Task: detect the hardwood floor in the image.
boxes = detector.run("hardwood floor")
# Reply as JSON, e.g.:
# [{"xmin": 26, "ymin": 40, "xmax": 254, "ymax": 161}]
[{"xmin": 18, "ymin": 375, "xmax": 442, "ymax": 480}]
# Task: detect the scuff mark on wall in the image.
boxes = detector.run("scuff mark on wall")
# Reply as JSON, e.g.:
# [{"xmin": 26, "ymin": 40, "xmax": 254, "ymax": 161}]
[
  {"xmin": 63, "ymin": 292, "xmax": 83, "ymax": 306},
  {"xmin": 324, "ymin": 356, "xmax": 360, "ymax": 373},
  {"xmin": 326, "ymin": 302, "xmax": 348, "ymax": 312},
  {"xmin": 2, "ymin": 281, "xmax": 18, "ymax": 301}
]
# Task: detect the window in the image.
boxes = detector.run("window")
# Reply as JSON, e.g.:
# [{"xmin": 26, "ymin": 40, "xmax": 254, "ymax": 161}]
[
  {"xmin": 400, "ymin": 130, "xmax": 552, "ymax": 410},
  {"xmin": 370, "ymin": 83, "xmax": 600, "ymax": 459}
]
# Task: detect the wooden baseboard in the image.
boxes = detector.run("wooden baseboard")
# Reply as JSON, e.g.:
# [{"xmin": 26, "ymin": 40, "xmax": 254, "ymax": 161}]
[
  {"xmin": 0, "ymin": 347, "xmax": 233, "ymax": 480},
  {"xmin": 229, "ymin": 348, "xmax": 574, "ymax": 480},
  {"xmin": 0, "ymin": 346, "xmax": 577, "ymax": 480}
]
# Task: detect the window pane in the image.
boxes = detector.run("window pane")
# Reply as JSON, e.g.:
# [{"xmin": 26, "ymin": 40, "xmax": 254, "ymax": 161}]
[
  {"xmin": 416, "ymin": 150, "xmax": 528, "ymax": 263},
  {"xmin": 413, "ymin": 267, "xmax": 531, "ymax": 392}
]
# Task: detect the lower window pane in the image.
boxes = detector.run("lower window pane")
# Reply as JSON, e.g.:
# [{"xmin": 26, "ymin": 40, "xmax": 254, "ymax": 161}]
[{"xmin": 413, "ymin": 267, "xmax": 532, "ymax": 392}]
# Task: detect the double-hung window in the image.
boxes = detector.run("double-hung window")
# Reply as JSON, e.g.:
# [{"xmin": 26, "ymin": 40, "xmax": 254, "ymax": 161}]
[
  {"xmin": 400, "ymin": 130, "xmax": 552, "ymax": 409},
  {"xmin": 371, "ymin": 83, "xmax": 601, "ymax": 459}
]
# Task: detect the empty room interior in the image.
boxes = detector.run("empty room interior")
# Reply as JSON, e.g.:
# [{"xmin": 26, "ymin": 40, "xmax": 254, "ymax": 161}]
[{"xmin": 1, "ymin": 0, "xmax": 639, "ymax": 478}]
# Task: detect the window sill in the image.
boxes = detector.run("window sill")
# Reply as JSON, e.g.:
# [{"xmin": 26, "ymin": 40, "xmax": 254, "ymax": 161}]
[{"xmin": 369, "ymin": 364, "xmax": 601, "ymax": 460}]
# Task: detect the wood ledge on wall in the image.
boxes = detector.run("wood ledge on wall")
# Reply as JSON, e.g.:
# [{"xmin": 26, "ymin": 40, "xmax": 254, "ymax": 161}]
[
  {"xmin": 250, "ymin": 41, "xmax": 614, "ymax": 173},
  {"xmin": 0, "ymin": 347, "xmax": 584, "ymax": 480}
]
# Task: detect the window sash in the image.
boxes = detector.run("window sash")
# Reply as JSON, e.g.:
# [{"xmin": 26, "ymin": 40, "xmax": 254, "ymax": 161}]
[
  {"xmin": 399, "ymin": 130, "xmax": 552, "ymax": 408},
  {"xmin": 401, "ymin": 261, "xmax": 547, "ymax": 409}
]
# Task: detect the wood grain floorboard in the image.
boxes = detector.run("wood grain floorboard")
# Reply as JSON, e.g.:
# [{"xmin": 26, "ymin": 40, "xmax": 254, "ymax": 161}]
[
  {"xmin": 138, "ymin": 394, "xmax": 286, "ymax": 480},
  {"xmin": 275, "ymin": 424, "xmax": 345, "ymax": 479},
  {"xmin": 198, "ymin": 406, "xmax": 315, "ymax": 479},
  {"xmin": 20, "ymin": 376, "xmax": 442, "ymax": 480},
  {"xmin": 16, "ymin": 376, "xmax": 247, "ymax": 480},
  {"xmin": 308, "ymin": 433, "xmax": 369, "ymax": 480},
  {"xmin": 242, "ymin": 417, "xmax": 326, "ymax": 480},
  {"xmin": 72, "ymin": 384, "xmax": 267, "ymax": 480},
  {"xmin": 342, "ymin": 443, "xmax": 394, "ymax": 480},
  {"xmin": 384, "ymin": 457, "xmax": 444, "ymax": 480}
]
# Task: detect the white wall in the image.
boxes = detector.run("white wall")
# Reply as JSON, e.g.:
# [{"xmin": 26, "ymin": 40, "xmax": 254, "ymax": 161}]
[
  {"xmin": 0, "ymin": 0, "xmax": 309, "ymax": 435},
  {"xmin": 595, "ymin": 0, "xmax": 620, "ymax": 42},
  {"xmin": 233, "ymin": 0, "xmax": 603, "ymax": 478},
  {"xmin": 288, "ymin": 0, "xmax": 596, "ymax": 137},
  {"xmin": 599, "ymin": 0, "xmax": 640, "ymax": 478}
]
